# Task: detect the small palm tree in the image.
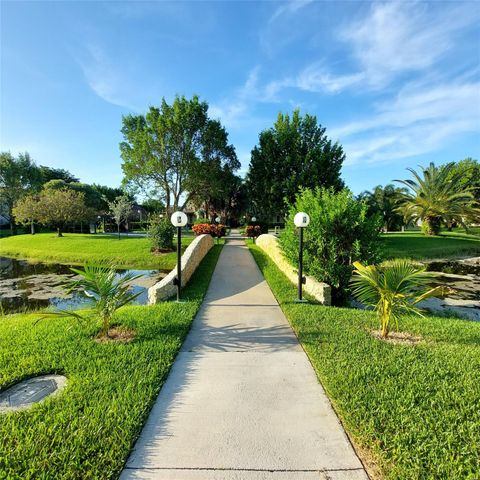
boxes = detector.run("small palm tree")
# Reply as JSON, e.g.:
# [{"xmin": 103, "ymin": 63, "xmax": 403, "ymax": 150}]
[
  {"xmin": 350, "ymin": 260, "xmax": 445, "ymax": 338},
  {"xmin": 395, "ymin": 162, "xmax": 479, "ymax": 235},
  {"xmin": 41, "ymin": 262, "xmax": 142, "ymax": 337}
]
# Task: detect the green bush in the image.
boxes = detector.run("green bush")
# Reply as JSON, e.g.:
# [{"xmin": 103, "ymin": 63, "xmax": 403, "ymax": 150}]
[
  {"xmin": 280, "ymin": 187, "xmax": 383, "ymax": 304},
  {"xmin": 147, "ymin": 217, "xmax": 175, "ymax": 251}
]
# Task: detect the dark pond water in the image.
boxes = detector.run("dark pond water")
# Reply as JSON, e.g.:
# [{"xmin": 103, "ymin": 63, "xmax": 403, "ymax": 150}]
[{"xmin": 0, "ymin": 256, "xmax": 169, "ymax": 314}]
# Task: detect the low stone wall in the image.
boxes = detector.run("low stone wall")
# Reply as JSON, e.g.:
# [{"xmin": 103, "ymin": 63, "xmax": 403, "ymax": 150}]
[
  {"xmin": 255, "ymin": 234, "xmax": 331, "ymax": 305},
  {"xmin": 148, "ymin": 234, "xmax": 215, "ymax": 304}
]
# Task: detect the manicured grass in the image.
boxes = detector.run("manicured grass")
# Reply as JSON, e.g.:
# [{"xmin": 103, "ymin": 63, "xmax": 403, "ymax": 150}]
[
  {"xmin": 0, "ymin": 244, "xmax": 222, "ymax": 479},
  {"xmin": 381, "ymin": 231, "xmax": 480, "ymax": 260},
  {"xmin": 249, "ymin": 244, "xmax": 480, "ymax": 480},
  {"xmin": 0, "ymin": 233, "xmax": 194, "ymax": 269}
]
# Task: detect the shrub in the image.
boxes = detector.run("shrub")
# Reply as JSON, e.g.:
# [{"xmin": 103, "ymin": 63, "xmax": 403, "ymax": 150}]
[
  {"xmin": 147, "ymin": 217, "xmax": 175, "ymax": 251},
  {"xmin": 280, "ymin": 187, "xmax": 383, "ymax": 304},
  {"xmin": 245, "ymin": 225, "xmax": 261, "ymax": 238},
  {"xmin": 192, "ymin": 223, "xmax": 226, "ymax": 238}
]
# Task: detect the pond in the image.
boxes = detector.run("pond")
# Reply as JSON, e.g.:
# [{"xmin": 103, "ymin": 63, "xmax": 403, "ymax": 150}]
[
  {"xmin": 420, "ymin": 257, "xmax": 480, "ymax": 321},
  {"xmin": 0, "ymin": 256, "xmax": 169, "ymax": 315}
]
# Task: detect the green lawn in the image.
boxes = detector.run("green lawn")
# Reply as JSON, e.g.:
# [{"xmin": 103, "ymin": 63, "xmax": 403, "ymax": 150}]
[
  {"xmin": 0, "ymin": 244, "xmax": 222, "ymax": 479},
  {"xmin": 382, "ymin": 231, "xmax": 480, "ymax": 260},
  {"xmin": 0, "ymin": 233, "xmax": 194, "ymax": 269},
  {"xmin": 249, "ymin": 244, "xmax": 480, "ymax": 480}
]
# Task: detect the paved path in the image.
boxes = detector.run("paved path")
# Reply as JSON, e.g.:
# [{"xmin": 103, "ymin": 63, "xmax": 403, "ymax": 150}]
[{"xmin": 121, "ymin": 239, "xmax": 368, "ymax": 480}]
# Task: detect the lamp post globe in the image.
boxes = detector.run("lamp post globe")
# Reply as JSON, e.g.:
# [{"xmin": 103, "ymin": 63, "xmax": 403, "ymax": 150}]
[
  {"xmin": 171, "ymin": 211, "xmax": 188, "ymax": 227},
  {"xmin": 171, "ymin": 211, "xmax": 188, "ymax": 302},
  {"xmin": 215, "ymin": 216, "xmax": 221, "ymax": 223},
  {"xmin": 294, "ymin": 212, "xmax": 310, "ymax": 228},
  {"xmin": 251, "ymin": 216, "xmax": 257, "ymax": 222},
  {"xmin": 294, "ymin": 212, "xmax": 310, "ymax": 303}
]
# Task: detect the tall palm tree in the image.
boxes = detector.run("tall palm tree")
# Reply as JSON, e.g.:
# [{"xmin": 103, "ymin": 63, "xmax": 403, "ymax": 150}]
[
  {"xmin": 395, "ymin": 162, "xmax": 479, "ymax": 235},
  {"xmin": 351, "ymin": 260, "xmax": 445, "ymax": 338}
]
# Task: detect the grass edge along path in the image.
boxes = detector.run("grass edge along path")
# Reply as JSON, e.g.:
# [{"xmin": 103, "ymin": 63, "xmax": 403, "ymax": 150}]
[
  {"xmin": 0, "ymin": 233, "xmax": 194, "ymax": 270},
  {"xmin": 248, "ymin": 244, "xmax": 480, "ymax": 480},
  {"xmin": 0, "ymin": 244, "xmax": 223, "ymax": 480}
]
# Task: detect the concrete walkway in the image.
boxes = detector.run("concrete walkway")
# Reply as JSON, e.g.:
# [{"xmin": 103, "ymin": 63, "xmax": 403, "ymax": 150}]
[{"xmin": 121, "ymin": 239, "xmax": 368, "ymax": 480}]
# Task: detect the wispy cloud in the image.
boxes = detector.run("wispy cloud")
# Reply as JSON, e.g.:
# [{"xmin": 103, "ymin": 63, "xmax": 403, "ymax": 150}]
[
  {"xmin": 332, "ymin": 78, "xmax": 480, "ymax": 165},
  {"xmin": 210, "ymin": 66, "xmax": 262, "ymax": 128},
  {"xmin": 268, "ymin": 0, "xmax": 314, "ymax": 24}
]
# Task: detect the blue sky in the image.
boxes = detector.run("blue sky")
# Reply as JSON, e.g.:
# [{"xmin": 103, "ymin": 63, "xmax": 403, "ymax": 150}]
[{"xmin": 1, "ymin": 0, "xmax": 479, "ymax": 194}]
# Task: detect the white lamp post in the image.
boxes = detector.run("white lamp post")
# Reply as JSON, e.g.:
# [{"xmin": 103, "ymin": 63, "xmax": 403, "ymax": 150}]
[
  {"xmin": 294, "ymin": 212, "xmax": 310, "ymax": 302},
  {"xmin": 171, "ymin": 211, "xmax": 188, "ymax": 301},
  {"xmin": 215, "ymin": 216, "xmax": 221, "ymax": 223},
  {"xmin": 251, "ymin": 216, "xmax": 257, "ymax": 223}
]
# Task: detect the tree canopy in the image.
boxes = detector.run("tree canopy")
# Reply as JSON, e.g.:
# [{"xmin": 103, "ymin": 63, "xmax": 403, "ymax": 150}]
[
  {"xmin": 120, "ymin": 95, "xmax": 239, "ymax": 212},
  {"xmin": 0, "ymin": 152, "xmax": 40, "ymax": 232},
  {"xmin": 246, "ymin": 110, "xmax": 345, "ymax": 221}
]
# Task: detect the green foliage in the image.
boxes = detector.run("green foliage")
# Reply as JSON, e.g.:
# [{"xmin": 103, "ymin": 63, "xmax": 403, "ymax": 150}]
[
  {"xmin": 249, "ymin": 244, "xmax": 480, "ymax": 480},
  {"xmin": 147, "ymin": 216, "xmax": 175, "ymax": 251},
  {"xmin": 120, "ymin": 95, "xmax": 238, "ymax": 212},
  {"xmin": 43, "ymin": 262, "xmax": 142, "ymax": 336},
  {"xmin": 107, "ymin": 195, "xmax": 133, "ymax": 238},
  {"xmin": 246, "ymin": 110, "xmax": 345, "ymax": 220},
  {"xmin": 357, "ymin": 184, "xmax": 407, "ymax": 231},
  {"xmin": 0, "ymin": 233, "xmax": 193, "ymax": 269},
  {"xmin": 37, "ymin": 165, "xmax": 79, "ymax": 184},
  {"xmin": 395, "ymin": 162, "xmax": 480, "ymax": 235},
  {"xmin": 21, "ymin": 188, "xmax": 92, "ymax": 237},
  {"xmin": 0, "ymin": 151, "xmax": 40, "ymax": 232},
  {"xmin": 0, "ymin": 246, "xmax": 223, "ymax": 479},
  {"xmin": 281, "ymin": 187, "xmax": 383, "ymax": 304},
  {"xmin": 351, "ymin": 260, "xmax": 444, "ymax": 337}
]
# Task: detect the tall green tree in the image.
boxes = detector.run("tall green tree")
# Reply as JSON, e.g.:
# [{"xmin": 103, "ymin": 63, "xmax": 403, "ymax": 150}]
[
  {"xmin": 358, "ymin": 184, "xmax": 407, "ymax": 231},
  {"xmin": 395, "ymin": 162, "xmax": 480, "ymax": 235},
  {"xmin": 0, "ymin": 152, "xmax": 40, "ymax": 233},
  {"xmin": 34, "ymin": 188, "xmax": 91, "ymax": 237},
  {"xmin": 37, "ymin": 165, "xmax": 79, "ymax": 184},
  {"xmin": 120, "ymin": 95, "xmax": 238, "ymax": 212},
  {"xmin": 246, "ymin": 110, "xmax": 345, "ymax": 220}
]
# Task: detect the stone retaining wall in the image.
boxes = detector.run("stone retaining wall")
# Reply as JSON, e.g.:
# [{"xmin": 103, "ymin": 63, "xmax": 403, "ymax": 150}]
[
  {"xmin": 148, "ymin": 234, "xmax": 214, "ymax": 304},
  {"xmin": 255, "ymin": 234, "xmax": 331, "ymax": 305}
]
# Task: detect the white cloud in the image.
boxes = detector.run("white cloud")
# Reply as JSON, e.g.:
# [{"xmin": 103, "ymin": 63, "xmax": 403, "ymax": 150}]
[
  {"xmin": 210, "ymin": 66, "xmax": 261, "ymax": 128},
  {"xmin": 339, "ymin": 1, "xmax": 479, "ymax": 89},
  {"xmin": 269, "ymin": 0, "xmax": 314, "ymax": 24},
  {"xmin": 332, "ymin": 78, "xmax": 480, "ymax": 165}
]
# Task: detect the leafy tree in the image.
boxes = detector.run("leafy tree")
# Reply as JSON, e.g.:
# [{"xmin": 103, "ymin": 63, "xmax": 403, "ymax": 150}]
[
  {"xmin": 246, "ymin": 110, "xmax": 345, "ymax": 220},
  {"xmin": 395, "ymin": 162, "xmax": 480, "ymax": 235},
  {"xmin": 12, "ymin": 194, "xmax": 41, "ymax": 234},
  {"xmin": 351, "ymin": 260, "xmax": 444, "ymax": 338},
  {"xmin": 357, "ymin": 184, "xmax": 407, "ymax": 231},
  {"xmin": 141, "ymin": 198, "xmax": 165, "ymax": 214},
  {"xmin": 35, "ymin": 188, "xmax": 91, "ymax": 236},
  {"xmin": 0, "ymin": 152, "xmax": 40, "ymax": 233},
  {"xmin": 280, "ymin": 187, "xmax": 382, "ymax": 304},
  {"xmin": 38, "ymin": 165, "xmax": 79, "ymax": 184},
  {"xmin": 107, "ymin": 195, "xmax": 133, "ymax": 239},
  {"xmin": 120, "ymin": 95, "xmax": 239, "ymax": 212}
]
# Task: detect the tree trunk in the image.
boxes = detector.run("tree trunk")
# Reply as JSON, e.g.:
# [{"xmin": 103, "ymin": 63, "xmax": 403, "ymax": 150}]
[
  {"xmin": 423, "ymin": 216, "xmax": 441, "ymax": 236},
  {"xmin": 118, "ymin": 223, "xmax": 121, "ymax": 240},
  {"xmin": 57, "ymin": 227, "xmax": 63, "ymax": 237},
  {"xmin": 31, "ymin": 220, "xmax": 35, "ymax": 235}
]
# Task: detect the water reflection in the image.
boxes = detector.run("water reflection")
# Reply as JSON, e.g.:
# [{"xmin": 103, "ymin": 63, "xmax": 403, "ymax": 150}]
[{"xmin": 0, "ymin": 257, "xmax": 169, "ymax": 314}]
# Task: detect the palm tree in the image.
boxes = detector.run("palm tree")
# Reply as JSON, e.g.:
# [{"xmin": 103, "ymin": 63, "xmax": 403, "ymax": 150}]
[
  {"xmin": 351, "ymin": 260, "xmax": 445, "ymax": 338},
  {"xmin": 395, "ymin": 162, "xmax": 479, "ymax": 235},
  {"xmin": 40, "ymin": 262, "xmax": 142, "ymax": 337}
]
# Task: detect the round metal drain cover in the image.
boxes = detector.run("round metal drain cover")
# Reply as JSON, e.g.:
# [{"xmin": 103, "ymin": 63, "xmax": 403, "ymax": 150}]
[{"xmin": 0, "ymin": 374, "xmax": 67, "ymax": 413}]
